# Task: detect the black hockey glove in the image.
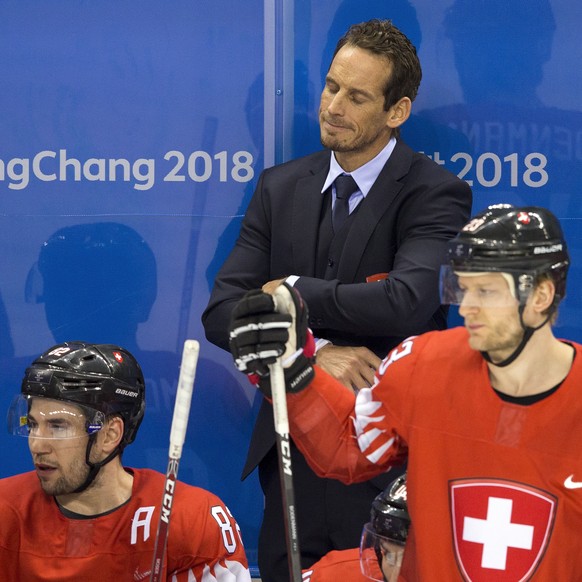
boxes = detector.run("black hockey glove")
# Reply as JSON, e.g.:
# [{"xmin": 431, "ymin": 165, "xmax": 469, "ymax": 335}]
[{"xmin": 229, "ymin": 283, "xmax": 315, "ymax": 396}]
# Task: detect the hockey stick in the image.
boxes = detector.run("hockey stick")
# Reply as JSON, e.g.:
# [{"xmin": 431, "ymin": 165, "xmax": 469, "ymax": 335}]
[
  {"xmin": 150, "ymin": 339, "xmax": 200, "ymax": 582},
  {"xmin": 269, "ymin": 358, "xmax": 302, "ymax": 581}
]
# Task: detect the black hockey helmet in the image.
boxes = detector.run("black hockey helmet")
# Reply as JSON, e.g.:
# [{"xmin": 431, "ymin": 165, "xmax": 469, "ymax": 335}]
[
  {"xmin": 370, "ymin": 472, "xmax": 409, "ymax": 543},
  {"xmin": 21, "ymin": 341, "xmax": 145, "ymax": 447},
  {"xmin": 445, "ymin": 204, "xmax": 569, "ymax": 307},
  {"xmin": 360, "ymin": 473, "xmax": 409, "ymax": 581}
]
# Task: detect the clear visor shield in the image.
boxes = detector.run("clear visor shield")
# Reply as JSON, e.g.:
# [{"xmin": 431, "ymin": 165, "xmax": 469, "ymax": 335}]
[
  {"xmin": 7, "ymin": 395, "xmax": 105, "ymax": 440},
  {"xmin": 439, "ymin": 266, "xmax": 529, "ymax": 308},
  {"xmin": 360, "ymin": 523, "xmax": 405, "ymax": 582}
]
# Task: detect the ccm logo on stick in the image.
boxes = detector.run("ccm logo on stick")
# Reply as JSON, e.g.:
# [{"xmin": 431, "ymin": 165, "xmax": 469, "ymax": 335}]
[
  {"xmin": 280, "ymin": 433, "xmax": 292, "ymax": 476},
  {"xmin": 160, "ymin": 459, "xmax": 179, "ymax": 523}
]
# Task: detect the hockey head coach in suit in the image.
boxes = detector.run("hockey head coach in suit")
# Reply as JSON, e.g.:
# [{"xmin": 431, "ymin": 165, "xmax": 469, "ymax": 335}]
[{"xmin": 202, "ymin": 18, "xmax": 472, "ymax": 581}]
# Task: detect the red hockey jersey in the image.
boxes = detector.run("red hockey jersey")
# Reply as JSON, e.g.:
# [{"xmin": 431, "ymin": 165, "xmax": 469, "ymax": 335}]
[
  {"xmin": 302, "ymin": 548, "xmax": 367, "ymax": 581},
  {"xmin": 302, "ymin": 547, "xmax": 406, "ymax": 582},
  {"xmin": 288, "ymin": 327, "xmax": 582, "ymax": 581},
  {"xmin": 0, "ymin": 468, "xmax": 250, "ymax": 581}
]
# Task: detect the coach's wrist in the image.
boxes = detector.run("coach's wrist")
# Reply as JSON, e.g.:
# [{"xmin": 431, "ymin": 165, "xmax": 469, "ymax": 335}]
[{"xmin": 315, "ymin": 338, "xmax": 332, "ymax": 352}]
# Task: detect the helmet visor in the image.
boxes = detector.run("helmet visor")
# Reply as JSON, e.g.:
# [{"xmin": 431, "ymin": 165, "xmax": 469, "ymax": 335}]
[
  {"xmin": 360, "ymin": 522, "xmax": 404, "ymax": 582},
  {"xmin": 439, "ymin": 266, "xmax": 525, "ymax": 307},
  {"xmin": 7, "ymin": 394, "xmax": 105, "ymax": 440}
]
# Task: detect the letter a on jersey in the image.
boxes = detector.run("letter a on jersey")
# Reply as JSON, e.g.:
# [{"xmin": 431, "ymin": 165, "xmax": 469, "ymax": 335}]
[{"xmin": 449, "ymin": 479, "xmax": 556, "ymax": 581}]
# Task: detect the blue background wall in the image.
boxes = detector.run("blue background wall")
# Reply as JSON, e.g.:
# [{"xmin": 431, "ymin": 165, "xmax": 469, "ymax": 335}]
[{"xmin": 0, "ymin": 0, "xmax": 581, "ymax": 574}]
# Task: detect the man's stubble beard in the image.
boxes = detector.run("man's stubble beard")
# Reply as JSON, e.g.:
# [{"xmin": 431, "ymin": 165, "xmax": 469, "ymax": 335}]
[{"xmin": 38, "ymin": 456, "xmax": 91, "ymax": 496}]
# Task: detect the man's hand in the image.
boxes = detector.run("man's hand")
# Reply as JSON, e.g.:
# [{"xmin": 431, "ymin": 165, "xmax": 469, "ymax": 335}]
[
  {"xmin": 316, "ymin": 344, "xmax": 381, "ymax": 391},
  {"xmin": 229, "ymin": 284, "xmax": 315, "ymax": 395},
  {"xmin": 262, "ymin": 278, "xmax": 286, "ymax": 294}
]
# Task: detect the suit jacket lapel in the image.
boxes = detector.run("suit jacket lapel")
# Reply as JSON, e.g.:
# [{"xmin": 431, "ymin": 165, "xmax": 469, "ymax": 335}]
[
  {"xmin": 337, "ymin": 141, "xmax": 413, "ymax": 281},
  {"xmin": 292, "ymin": 163, "xmax": 330, "ymax": 276}
]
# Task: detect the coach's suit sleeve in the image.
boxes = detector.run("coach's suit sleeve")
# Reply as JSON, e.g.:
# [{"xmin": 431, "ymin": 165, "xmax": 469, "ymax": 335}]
[
  {"xmin": 294, "ymin": 156, "xmax": 472, "ymax": 338},
  {"xmin": 202, "ymin": 170, "xmax": 274, "ymax": 351},
  {"xmin": 202, "ymin": 152, "xmax": 329, "ymax": 351}
]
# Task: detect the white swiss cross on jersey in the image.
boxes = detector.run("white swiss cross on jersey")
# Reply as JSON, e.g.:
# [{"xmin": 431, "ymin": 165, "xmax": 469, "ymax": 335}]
[{"xmin": 450, "ymin": 479, "xmax": 557, "ymax": 581}]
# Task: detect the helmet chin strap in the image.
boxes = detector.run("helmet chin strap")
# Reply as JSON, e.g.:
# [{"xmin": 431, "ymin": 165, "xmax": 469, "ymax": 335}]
[
  {"xmin": 481, "ymin": 305, "xmax": 552, "ymax": 368},
  {"xmin": 72, "ymin": 434, "xmax": 123, "ymax": 494}
]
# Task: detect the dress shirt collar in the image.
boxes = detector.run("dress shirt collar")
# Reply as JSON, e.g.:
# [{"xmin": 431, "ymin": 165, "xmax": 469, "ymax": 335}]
[{"xmin": 321, "ymin": 136, "xmax": 397, "ymax": 196}]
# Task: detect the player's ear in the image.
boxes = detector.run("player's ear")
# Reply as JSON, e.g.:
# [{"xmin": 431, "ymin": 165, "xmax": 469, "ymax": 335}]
[
  {"xmin": 100, "ymin": 415, "xmax": 125, "ymax": 453},
  {"xmin": 386, "ymin": 96, "xmax": 411, "ymax": 129},
  {"xmin": 531, "ymin": 278, "xmax": 555, "ymax": 315}
]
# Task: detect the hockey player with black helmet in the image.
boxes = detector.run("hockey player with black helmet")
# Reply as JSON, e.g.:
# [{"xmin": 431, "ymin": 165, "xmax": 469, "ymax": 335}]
[
  {"xmin": 229, "ymin": 204, "xmax": 582, "ymax": 579},
  {"xmin": 301, "ymin": 473, "xmax": 409, "ymax": 582},
  {"xmin": 360, "ymin": 473, "xmax": 409, "ymax": 582},
  {"xmin": 440, "ymin": 203, "xmax": 569, "ymax": 367},
  {"xmin": 8, "ymin": 342, "xmax": 146, "ymax": 494},
  {"xmin": 1, "ymin": 342, "xmax": 251, "ymax": 581}
]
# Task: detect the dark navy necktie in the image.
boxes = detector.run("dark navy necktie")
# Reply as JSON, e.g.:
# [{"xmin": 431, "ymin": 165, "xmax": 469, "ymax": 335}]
[{"xmin": 332, "ymin": 174, "xmax": 358, "ymax": 233}]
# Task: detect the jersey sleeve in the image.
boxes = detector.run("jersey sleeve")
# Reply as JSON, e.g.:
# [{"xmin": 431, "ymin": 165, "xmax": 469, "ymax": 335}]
[
  {"xmin": 168, "ymin": 487, "xmax": 251, "ymax": 581},
  {"xmin": 288, "ymin": 335, "xmax": 423, "ymax": 484}
]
